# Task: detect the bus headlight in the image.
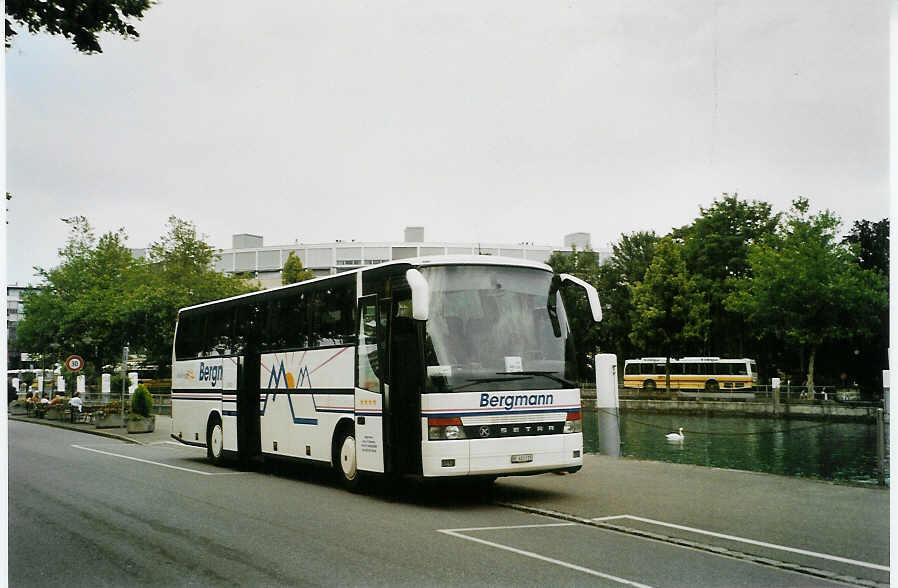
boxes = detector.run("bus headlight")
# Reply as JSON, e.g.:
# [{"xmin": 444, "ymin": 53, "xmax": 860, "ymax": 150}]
[
  {"xmin": 563, "ymin": 411, "xmax": 582, "ymax": 434},
  {"xmin": 428, "ymin": 417, "xmax": 467, "ymax": 440}
]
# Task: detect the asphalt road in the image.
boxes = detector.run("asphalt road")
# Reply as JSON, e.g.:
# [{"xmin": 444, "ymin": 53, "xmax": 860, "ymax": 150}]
[{"xmin": 9, "ymin": 420, "xmax": 867, "ymax": 587}]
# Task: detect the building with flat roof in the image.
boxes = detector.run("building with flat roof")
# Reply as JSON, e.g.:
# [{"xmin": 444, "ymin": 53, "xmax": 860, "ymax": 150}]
[{"xmin": 204, "ymin": 228, "xmax": 609, "ymax": 289}]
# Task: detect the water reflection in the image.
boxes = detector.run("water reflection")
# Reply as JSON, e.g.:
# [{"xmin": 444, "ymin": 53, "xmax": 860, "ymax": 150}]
[{"xmin": 582, "ymin": 410, "xmax": 888, "ymax": 485}]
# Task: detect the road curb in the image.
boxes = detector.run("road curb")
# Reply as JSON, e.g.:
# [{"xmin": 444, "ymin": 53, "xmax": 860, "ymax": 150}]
[{"xmin": 10, "ymin": 415, "xmax": 146, "ymax": 445}]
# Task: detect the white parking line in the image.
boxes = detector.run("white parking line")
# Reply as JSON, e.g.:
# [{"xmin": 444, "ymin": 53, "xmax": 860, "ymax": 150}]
[
  {"xmin": 438, "ymin": 528, "xmax": 654, "ymax": 587},
  {"xmin": 71, "ymin": 444, "xmax": 246, "ymax": 476},
  {"xmin": 593, "ymin": 515, "xmax": 889, "ymax": 573}
]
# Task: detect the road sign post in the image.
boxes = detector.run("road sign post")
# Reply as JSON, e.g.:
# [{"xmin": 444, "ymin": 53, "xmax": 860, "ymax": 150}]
[{"xmin": 121, "ymin": 346, "xmax": 128, "ymax": 427}]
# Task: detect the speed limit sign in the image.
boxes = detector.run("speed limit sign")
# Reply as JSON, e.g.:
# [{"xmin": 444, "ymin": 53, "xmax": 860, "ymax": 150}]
[{"xmin": 65, "ymin": 355, "xmax": 84, "ymax": 372}]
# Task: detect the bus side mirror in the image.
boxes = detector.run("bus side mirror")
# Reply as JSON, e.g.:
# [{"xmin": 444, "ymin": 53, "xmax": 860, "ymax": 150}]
[
  {"xmin": 405, "ymin": 269, "xmax": 430, "ymax": 321},
  {"xmin": 560, "ymin": 273, "xmax": 602, "ymax": 322}
]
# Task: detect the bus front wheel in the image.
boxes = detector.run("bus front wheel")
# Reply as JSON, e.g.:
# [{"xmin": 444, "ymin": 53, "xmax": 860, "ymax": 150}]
[
  {"xmin": 334, "ymin": 426, "xmax": 363, "ymax": 492},
  {"xmin": 705, "ymin": 380, "xmax": 720, "ymax": 393},
  {"xmin": 206, "ymin": 414, "xmax": 224, "ymax": 465}
]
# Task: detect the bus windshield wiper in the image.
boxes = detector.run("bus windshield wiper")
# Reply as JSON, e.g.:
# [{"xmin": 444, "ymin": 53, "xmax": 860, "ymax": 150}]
[
  {"xmin": 449, "ymin": 375, "xmax": 529, "ymax": 392},
  {"xmin": 494, "ymin": 371, "xmax": 575, "ymax": 386}
]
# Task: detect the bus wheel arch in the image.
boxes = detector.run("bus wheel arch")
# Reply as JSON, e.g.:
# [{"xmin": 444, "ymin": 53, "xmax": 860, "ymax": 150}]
[
  {"xmin": 332, "ymin": 419, "xmax": 362, "ymax": 491},
  {"xmin": 705, "ymin": 379, "xmax": 720, "ymax": 393},
  {"xmin": 643, "ymin": 379, "xmax": 656, "ymax": 391},
  {"xmin": 206, "ymin": 412, "xmax": 225, "ymax": 465}
]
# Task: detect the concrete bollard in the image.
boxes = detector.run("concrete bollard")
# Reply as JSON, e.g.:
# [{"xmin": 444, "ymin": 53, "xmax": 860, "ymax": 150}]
[{"xmin": 595, "ymin": 353, "xmax": 621, "ymax": 457}]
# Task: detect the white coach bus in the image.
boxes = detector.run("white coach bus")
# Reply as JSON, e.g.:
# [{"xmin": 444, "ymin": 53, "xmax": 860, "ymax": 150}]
[{"xmin": 170, "ymin": 255, "xmax": 601, "ymax": 490}]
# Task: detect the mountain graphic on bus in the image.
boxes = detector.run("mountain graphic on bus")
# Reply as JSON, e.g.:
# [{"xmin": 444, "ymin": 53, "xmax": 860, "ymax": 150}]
[{"xmin": 267, "ymin": 361, "xmax": 311, "ymax": 390}]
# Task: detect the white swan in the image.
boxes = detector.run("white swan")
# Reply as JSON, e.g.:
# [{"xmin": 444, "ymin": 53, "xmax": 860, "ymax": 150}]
[{"xmin": 665, "ymin": 427, "xmax": 685, "ymax": 441}]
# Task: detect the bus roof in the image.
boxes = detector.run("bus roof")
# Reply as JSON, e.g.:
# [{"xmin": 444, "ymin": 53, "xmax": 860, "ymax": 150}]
[{"xmin": 178, "ymin": 254, "xmax": 553, "ymax": 314}]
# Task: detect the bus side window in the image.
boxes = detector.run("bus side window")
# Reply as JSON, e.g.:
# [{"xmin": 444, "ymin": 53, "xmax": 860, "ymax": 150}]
[
  {"xmin": 206, "ymin": 308, "xmax": 235, "ymax": 356},
  {"xmin": 234, "ymin": 303, "xmax": 263, "ymax": 354},
  {"xmin": 309, "ymin": 280, "xmax": 356, "ymax": 347},
  {"xmin": 176, "ymin": 313, "xmax": 206, "ymax": 360},
  {"xmin": 267, "ymin": 293, "xmax": 307, "ymax": 350}
]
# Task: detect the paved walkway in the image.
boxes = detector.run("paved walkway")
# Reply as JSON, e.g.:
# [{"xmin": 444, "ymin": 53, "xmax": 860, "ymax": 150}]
[{"xmin": 10, "ymin": 413, "xmax": 173, "ymax": 445}]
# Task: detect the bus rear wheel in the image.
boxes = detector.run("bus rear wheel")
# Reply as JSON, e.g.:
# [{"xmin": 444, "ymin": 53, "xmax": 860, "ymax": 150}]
[
  {"xmin": 334, "ymin": 426, "xmax": 363, "ymax": 492},
  {"xmin": 206, "ymin": 414, "xmax": 224, "ymax": 465},
  {"xmin": 643, "ymin": 379, "xmax": 657, "ymax": 392},
  {"xmin": 705, "ymin": 379, "xmax": 720, "ymax": 393}
]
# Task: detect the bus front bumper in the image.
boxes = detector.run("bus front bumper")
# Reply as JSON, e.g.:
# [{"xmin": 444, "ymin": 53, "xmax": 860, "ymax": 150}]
[{"xmin": 421, "ymin": 433, "xmax": 583, "ymax": 477}]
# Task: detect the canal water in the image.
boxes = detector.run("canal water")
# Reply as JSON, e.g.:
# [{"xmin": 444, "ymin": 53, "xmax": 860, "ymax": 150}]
[{"xmin": 582, "ymin": 410, "xmax": 889, "ymax": 486}]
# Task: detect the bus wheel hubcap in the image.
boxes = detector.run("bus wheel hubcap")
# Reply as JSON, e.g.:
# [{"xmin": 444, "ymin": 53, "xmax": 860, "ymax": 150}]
[
  {"xmin": 211, "ymin": 425, "xmax": 223, "ymax": 457},
  {"xmin": 340, "ymin": 436, "xmax": 357, "ymax": 480}
]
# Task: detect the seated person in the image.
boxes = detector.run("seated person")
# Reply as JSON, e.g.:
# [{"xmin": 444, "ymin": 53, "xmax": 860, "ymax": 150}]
[
  {"xmin": 69, "ymin": 392, "xmax": 83, "ymax": 413},
  {"xmin": 40, "ymin": 393, "xmax": 50, "ymax": 405},
  {"xmin": 48, "ymin": 394, "xmax": 63, "ymax": 406}
]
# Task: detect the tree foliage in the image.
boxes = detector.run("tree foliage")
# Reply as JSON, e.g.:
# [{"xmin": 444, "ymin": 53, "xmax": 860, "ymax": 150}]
[
  {"xmin": 843, "ymin": 218, "xmax": 889, "ymax": 275},
  {"xmin": 16, "ymin": 216, "xmax": 257, "ymax": 373},
  {"xmin": 629, "ymin": 237, "xmax": 709, "ymax": 393},
  {"xmin": 17, "ymin": 216, "xmax": 143, "ymax": 374},
  {"xmin": 725, "ymin": 199, "xmax": 888, "ymax": 392},
  {"xmin": 674, "ymin": 194, "xmax": 779, "ymax": 357},
  {"xmin": 596, "ymin": 231, "xmax": 658, "ymax": 362},
  {"xmin": 281, "ymin": 251, "xmax": 316, "ymax": 285},
  {"xmin": 5, "ymin": 0, "xmax": 153, "ymax": 54}
]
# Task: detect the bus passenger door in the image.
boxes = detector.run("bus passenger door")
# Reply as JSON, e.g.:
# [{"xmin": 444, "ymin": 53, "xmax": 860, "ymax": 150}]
[{"xmin": 355, "ymin": 295, "xmax": 386, "ymax": 473}]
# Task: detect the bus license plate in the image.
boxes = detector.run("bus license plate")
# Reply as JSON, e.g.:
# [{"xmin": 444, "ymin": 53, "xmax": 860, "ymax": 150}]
[{"xmin": 511, "ymin": 453, "xmax": 533, "ymax": 464}]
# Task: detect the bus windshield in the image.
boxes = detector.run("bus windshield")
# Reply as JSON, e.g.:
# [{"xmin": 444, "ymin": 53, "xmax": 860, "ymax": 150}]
[{"xmin": 421, "ymin": 265, "xmax": 577, "ymax": 393}]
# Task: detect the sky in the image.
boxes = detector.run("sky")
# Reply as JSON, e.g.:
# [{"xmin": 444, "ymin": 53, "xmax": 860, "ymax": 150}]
[{"xmin": 5, "ymin": 1, "xmax": 890, "ymax": 285}]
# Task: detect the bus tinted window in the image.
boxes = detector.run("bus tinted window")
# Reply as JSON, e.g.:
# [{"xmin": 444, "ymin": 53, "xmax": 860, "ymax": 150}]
[
  {"xmin": 234, "ymin": 302, "xmax": 263, "ymax": 353},
  {"xmin": 308, "ymin": 280, "xmax": 355, "ymax": 347},
  {"xmin": 266, "ymin": 293, "xmax": 308, "ymax": 350},
  {"xmin": 176, "ymin": 313, "xmax": 205, "ymax": 360},
  {"xmin": 625, "ymin": 363, "xmax": 639, "ymax": 375},
  {"xmin": 206, "ymin": 308, "xmax": 235, "ymax": 355},
  {"xmin": 733, "ymin": 362, "xmax": 748, "ymax": 375},
  {"xmin": 683, "ymin": 362, "xmax": 699, "ymax": 375}
]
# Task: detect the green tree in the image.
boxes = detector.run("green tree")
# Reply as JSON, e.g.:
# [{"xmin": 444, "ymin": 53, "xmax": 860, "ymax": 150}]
[
  {"xmin": 546, "ymin": 247, "xmax": 601, "ymax": 379},
  {"xmin": 17, "ymin": 216, "xmax": 143, "ymax": 375},
  {"xmin": 17, "ymin": 216, "xmax": 258, "ymax": 374},
  {"xmin": 673, "ymin": 194, "xmax": 780, "ymax": 357},
  {"xmin": 842, "ymin": 218, "xmax": 889, "ymax": 392},
  {"xmin": 725, "ymin": 199, "xmax": 888, "ymax": 394},
  {"xmin": 596, "ymin": 231, "xmax": 658, "ymax": 362},
  {"xmin": 629, "ymin": 237, "xmax": 709, "ymax": 394},
  {"xmin": 281, "ymin": 251, "xmax": 316, "ymax": 285},
  {"xmin": 843, "ymin": 218, "xmax": 889, "ymax": 274},
  {"xmin": 5, "ymin": 0, "xmax": 154, "ymax": 54}
]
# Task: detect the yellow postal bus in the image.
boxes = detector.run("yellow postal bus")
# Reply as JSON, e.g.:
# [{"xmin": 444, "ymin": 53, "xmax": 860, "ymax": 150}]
[{"xmin": 623, "ymin": 357, "xmax": 757, "ymax": 399}]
